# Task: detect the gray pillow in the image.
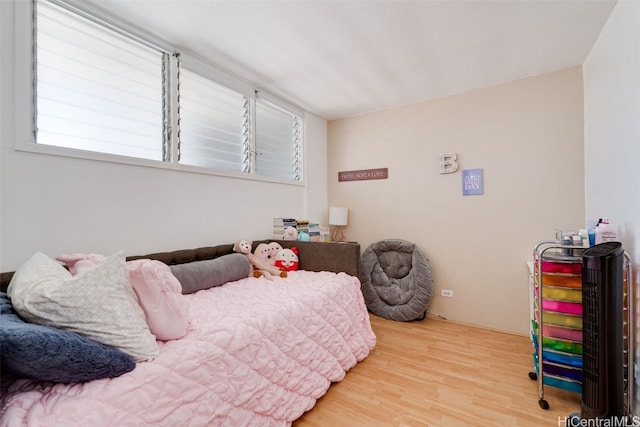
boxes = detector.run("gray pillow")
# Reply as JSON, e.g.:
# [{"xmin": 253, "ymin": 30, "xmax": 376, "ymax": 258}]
[
  {"xmin": 0, "ymin": 292, "xmax": 136, "ymax": 383},
  {"xmin": 170, "ymin": 253, "xmax": 250, "ymax": 294},
  {"xmin": 7, "ymin": 252, "xmax": 159, "ymax": 361}
]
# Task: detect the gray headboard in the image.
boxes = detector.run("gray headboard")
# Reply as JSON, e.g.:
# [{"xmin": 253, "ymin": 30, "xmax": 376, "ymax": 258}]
[{"xmin": 0, "ymin": 240, "xmax": 361, "ymax": 292}]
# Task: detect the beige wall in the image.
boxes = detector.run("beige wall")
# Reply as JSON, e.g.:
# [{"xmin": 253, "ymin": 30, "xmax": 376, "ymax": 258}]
[{"xmin": 328, "ymin": 67, "xmax": 585, "ymax": 335}]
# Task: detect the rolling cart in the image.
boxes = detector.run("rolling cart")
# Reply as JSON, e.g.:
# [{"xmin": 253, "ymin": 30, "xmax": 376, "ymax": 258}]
[
  {"xmin": 529, "ymin": 240, "xmax": 633, "ymax": 415},
  {"xmin": 529, "ymin": 240, "xmax": 586, "ymax": 410}
]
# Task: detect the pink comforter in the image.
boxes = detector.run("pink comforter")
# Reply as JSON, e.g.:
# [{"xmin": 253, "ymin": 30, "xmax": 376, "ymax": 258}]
[{"xmin": 1, "ymin": 271, "xmax": 376, "ymax": 426}]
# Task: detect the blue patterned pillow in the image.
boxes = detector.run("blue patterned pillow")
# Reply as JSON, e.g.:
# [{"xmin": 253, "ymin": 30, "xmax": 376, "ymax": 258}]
[{"xmin": 0, "ymin": 292, "xmax": 136, "ymax": 383}]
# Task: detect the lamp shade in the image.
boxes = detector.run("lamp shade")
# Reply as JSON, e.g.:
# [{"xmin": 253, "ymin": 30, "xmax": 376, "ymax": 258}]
[{"xmin": 329, "ymin": 207, "xmax": 348, "ymax": 226}]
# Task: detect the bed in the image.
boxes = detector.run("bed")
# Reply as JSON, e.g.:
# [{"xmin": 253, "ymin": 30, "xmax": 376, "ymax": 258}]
[{"xmin": 0, "ymin": 240, "xmax": 376, "ymax": 427}]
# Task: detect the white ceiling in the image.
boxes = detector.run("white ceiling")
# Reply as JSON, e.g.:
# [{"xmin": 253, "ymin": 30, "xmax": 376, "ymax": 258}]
[{"xmin": 82, "ymin": 0, "xmax": 616, "ymax": 121}]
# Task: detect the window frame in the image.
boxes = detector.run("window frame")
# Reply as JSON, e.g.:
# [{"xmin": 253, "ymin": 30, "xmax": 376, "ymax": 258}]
[{"xmin": 14, "ymin": 0, "xmax": 305, "ymax": 186}]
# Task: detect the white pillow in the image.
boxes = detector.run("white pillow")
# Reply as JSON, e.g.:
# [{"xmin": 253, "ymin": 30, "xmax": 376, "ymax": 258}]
[{"xmin": 8, "ymin": 252, "xmax": 159, "ymax": 361}]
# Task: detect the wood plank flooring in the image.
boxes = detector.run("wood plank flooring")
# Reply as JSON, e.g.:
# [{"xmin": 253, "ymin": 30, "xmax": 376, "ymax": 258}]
[{"xmin": 294, "ymin": 314, "xmax": 580, "ymax": 427}]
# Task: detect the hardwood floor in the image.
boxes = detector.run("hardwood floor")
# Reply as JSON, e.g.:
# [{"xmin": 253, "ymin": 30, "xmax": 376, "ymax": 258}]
[{"xmin": 294, "ymin": 314, "xmax": 580, "ymax": 427}]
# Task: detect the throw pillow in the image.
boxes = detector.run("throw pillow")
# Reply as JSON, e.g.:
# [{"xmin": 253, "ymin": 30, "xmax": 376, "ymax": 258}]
[
  {"xmin": 127, "ymin": 259, "xmax": 190, "ymax": 341},
  {"xmin": 170, "ymin": 253, "xmax": 250, "ymax": 294},
  {"xmin": 7, "ymin": 252, "xmax": 159, "ymax": 361},
  {"xmin": 0, "ymin": 292, "xmax": 136, "ymax": 383},
  {"xmin": 57, "ymin": 254, "xmax": 191, "ymax": 341},
  {"xmin": 55, "ymin": 253, "xmax": 106, "ymax": 275}
]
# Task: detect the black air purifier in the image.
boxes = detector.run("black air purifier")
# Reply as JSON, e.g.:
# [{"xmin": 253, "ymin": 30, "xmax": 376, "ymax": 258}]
[{"xmin": 581, "ymin": 242, "xmax": 625, "ymax": 420}]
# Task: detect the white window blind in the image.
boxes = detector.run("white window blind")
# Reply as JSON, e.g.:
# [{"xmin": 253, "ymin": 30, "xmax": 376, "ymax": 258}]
[
  {"xmin": 35, "ymin": 1, "xmax": 165, "ymax": 160},
  {"xmin": 178, "ymin": 68, "xmax": 249, "ymax": 173},
  {"xmin": 255, "ymin": 98, "xmax": 302, "ymax": 181}
]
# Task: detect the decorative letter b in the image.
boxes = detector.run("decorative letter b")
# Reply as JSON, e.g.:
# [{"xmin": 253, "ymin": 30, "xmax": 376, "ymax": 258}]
[{"xmin": 439, "ymin": 153, "xmax": 458, "ymax": 174}]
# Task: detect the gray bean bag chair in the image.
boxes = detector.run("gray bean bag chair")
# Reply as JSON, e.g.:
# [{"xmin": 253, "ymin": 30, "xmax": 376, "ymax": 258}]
[{"xmin": 360, "ymin": 239, "xmax": 433, "ymax": 321}]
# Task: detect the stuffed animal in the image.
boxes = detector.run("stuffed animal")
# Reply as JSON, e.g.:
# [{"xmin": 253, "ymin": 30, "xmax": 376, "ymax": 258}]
[
  {"xmin": 233, "ymin": 240, "xmax": 287, "ymax": 279},
  {"xmin": 233, "ymin": 239, "xmax": 252, "ymax": 257},
  {"xmin": 297, "ymin": 232, "xmax": 310, "ymax": 242},
  {"xmin": 275, "ymin": 247, "xmax": 299, "ymax": 271},
  {"xmin": 283, "ymin": 226, "xmax": 298, "ymax": 241},
  {"xmin": 253, "ymin": 242, "xmax": 283, "ymax": 267}
]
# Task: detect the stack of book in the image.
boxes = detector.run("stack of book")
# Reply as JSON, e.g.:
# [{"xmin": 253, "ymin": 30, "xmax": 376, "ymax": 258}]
[
  {"xmin": 308, "ymin": 223, "xmax": 321, "ymax": 242},
  {"xmin": 273, "ymin": 217, "xmax": 297, "ymax": 239},
  {"xmin": 296, "ymin": 220, "xmax": 309, "ymax": 237}
]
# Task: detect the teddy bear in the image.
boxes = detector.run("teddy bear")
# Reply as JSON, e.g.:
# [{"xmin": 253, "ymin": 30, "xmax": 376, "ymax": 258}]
[
  {"xmin": 274, "ymin": 247, "xmax": 299, "ymax": 271},
  {"xmin": 233, "ymin": 240, "xmax": 287, "ymax": 279},
  {"xmin": 253, "ymin": 242, "xmax": 283, "ymax": 267}
]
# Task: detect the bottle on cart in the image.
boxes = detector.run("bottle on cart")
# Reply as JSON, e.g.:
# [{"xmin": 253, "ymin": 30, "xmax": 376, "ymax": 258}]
[
  {"xmin": 572, "ymin": 235, "xmax": 583, "ymax": 256},
  {"xmin": 594, "ymin": 218, "xmax": 619, "ymax": 244},
  {"xmin": 578, "ymin": 229, "xmax": 589, "ymax": 247},
  {"xmin": 561, "ymin": 235, "xmax": 572, "ymax": 256}
]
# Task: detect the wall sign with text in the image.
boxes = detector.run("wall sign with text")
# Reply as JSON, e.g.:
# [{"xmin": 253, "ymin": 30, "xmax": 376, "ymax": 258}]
[
  {"xmin": 462, "ymin": 168, "xmax": 483, "ymax": 195},
  {"xmin": 338, "ymin": 168, "xmax": 388, "ymax": 182}
]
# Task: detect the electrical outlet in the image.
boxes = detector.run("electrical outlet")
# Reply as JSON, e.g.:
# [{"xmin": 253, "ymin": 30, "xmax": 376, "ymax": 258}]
[{"xmin": 441, "ymin": 289, "xmax": 454, "ymax": 298}]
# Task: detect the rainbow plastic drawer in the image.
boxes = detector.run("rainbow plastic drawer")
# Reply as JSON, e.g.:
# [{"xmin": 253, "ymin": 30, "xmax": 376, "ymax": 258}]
[
  {"xmin": 541, "ymin": 299, "xmax": 582, "ymax": 315},
  {"xmin": 542, "ymin": 349, "xmax": 582, "ymax": 368},
  {"xmin": 543, "ymin": 363, "xmax": 582, "ymax": 382},
  {"xmin": 541, "ymin": 273, "xmax": 582, "ymax": 289},
  {"xmin": 541, "ymin": 286, "xmax": 582, "ymax": 302},
  {"xmin": 542, "ymin": 324, "xmax": 583, "ymax": 342},
  {"xmin": 531, "ymin": 320, "xmax": 583, "ymax": 342},
  {"xmin": 532, "ymin": 353, "xmax": 582, "ymax": 391},
  {"xmin": 532, "ymin": 331, "xmax": 583, "ymax": 355},
  {"xmin": 541, "ymin": 261, "xmax": 581, "ymax": 275},
  {"xmin": 542, "ymin": 336, "xmax": 582, "ymax": 354},
  {"xmin": 542, "ymin": 311, "xmax": 582, "ymax": 328}
]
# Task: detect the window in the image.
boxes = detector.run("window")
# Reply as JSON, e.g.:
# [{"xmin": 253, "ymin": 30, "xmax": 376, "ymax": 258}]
[
  {"xmin": 255, "ymin": 98, "xmax": 302, "ymax": 181},
  {"xmin": 35, "ymin": 0, "xmax": 166, "ymax": 161},
  {"xmin": 32, "ymin": 0, "xmax": 304, "ymax": 182},
  {"xmin": 178, "ymin": 68, "xmax": 249, "ymax": 174}
]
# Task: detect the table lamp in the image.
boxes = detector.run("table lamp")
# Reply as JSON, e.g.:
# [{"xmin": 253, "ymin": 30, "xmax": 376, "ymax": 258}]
[{"xmin": 329, "ymin": 207, "xmax": 348, "ymax": 242}]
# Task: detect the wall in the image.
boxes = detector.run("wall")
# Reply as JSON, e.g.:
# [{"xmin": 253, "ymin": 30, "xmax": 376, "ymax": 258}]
[
  {"xmin": 584, "ymin": 0, "xmax": 639, "ymax": 271},
  {"xmin": 328, "ymin": 67, "xmax": 585, "ymax": 335},
  {"xmin": 0, "ymin": 0, "xmax": 328, "ymax": 272},
  {"xmin": 583, "ymin": 0, "xmax": 640, "ymax": 415}
]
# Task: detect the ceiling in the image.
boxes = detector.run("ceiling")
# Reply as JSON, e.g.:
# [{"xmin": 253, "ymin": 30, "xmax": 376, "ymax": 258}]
[{"xmin": 82, "ymin": 0, "xmax": 616, "ymax": 121}]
